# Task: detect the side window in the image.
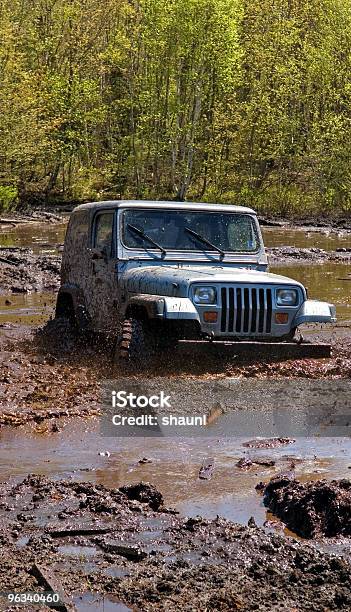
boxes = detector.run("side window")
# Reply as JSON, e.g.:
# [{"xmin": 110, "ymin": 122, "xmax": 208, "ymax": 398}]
[
  {"xmin": 94, "ymin": 212, "xmax": 114, "ymax": 256},
  {"xmin": 65, "ymin": 211, "xmax": 89, "ymax": 243}
]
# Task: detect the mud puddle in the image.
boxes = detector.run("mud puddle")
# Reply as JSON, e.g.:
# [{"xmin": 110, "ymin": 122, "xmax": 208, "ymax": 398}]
[
  {"xmin": 1, "ymin": 475, "xmax": 350, "ymax": 611},
  {"xmin": 0, "ymin": 217, "xmax": 350, "ymax": 599},
  {"xmin": 0, "ymin": 292, "xmax": 55, "ymax": 326},
  {"xmin": 73, "ymin": 594, "xmax": 132, "ymax": 611},
  {"xmin": 275, "ymin": 261, "xmax": 351, "ymax": 323},
  {"xmin": 0, "ymin": 219, "xmax": 67, "ymax": 254},
  {"xmin": 0, "ymin": 419, "xmax": 350, "ymax": 532}
]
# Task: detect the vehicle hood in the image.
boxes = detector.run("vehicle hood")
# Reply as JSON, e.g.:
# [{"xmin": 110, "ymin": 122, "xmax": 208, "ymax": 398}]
[{"xmin": 119, "ymin": 264, "xmax": 304, "ymax": 298}]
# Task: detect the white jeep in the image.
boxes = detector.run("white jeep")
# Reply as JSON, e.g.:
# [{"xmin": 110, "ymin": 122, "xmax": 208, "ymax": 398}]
[{"xmin": 56, "ymin": 200, "xmax": 336, "ymax": 361}]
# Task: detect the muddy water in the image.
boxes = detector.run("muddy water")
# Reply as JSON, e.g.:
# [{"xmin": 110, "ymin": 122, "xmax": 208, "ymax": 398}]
[
  {"xmin": 263, "ymin": 228, "xmax": 351, "ymax": 323},
  {"xmin": 0, "ymin": 220, "xmax": 67, "ymax": 254},
  {"xmin": 275, "ymin": 262, "xmax": 351, "ymax": 323},
  {"xmin": 0, "ymin": 292, "xmax": 55, "ymax": 326},
  {"xmin": 0, "ymin": 419, "xmax": 350, "ymax": 531},
  {"xmin": 1, "ymin": 221, "xmax": 351, "ymax": 547}
]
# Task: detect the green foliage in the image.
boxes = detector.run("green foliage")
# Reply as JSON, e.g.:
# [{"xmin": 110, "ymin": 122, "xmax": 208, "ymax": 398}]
[
  {"xmin": 0, "ymin": 186, "xmax": 18, "ymax": 212},
  {"xmin": 0, "ymin": 0, "xmax": 350, "ymax": 217}
]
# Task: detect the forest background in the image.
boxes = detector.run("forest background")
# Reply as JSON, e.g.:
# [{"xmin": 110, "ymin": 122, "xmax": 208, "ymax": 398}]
[{"xmin": 1, "ymin": 0, "xmax": 350, "ymax": 218}]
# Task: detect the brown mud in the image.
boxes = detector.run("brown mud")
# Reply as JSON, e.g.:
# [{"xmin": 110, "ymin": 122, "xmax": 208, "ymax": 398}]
[
  {"xmin": 259, "ymin": 215, "xmax": 351, "ymax": 231},
  {"xmin": 268, "ymin": 245, "xmax": 351, "ymax": 265},
  {"xmin": 0, "ymin": 324, "xmax": 100, "ymax": 427},
  {"xmin": 1, "ymin": 215, "xmax": 351, "ymax": 610},
  {"xmin": 0, "ymin": 210, "xmax": 63, "ymax": 226},
  {"xmin": 242, "ymin": 438, "xmax": 295, "ymax": 449},
  {"xmin": 0, "ymin": 475, "xmax": 351, "ymax": 611},
  {"xmin": 0, "ymin": 248, "xmax": 61, "ymax": 294},
  {"xmin": 1, "ymin": 317, "xmax": 351, "ymax": 429},
  {"xmin": 263, "ymin": 477, "xmax": 351, "ymax": 539}
]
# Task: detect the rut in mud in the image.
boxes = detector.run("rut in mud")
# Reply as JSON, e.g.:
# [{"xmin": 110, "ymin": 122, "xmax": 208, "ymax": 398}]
[
  {"xmin": 263, "ymin": 477, "xmax": 351, "ymax": 538},
  {"xmin": 0, "ymin": 475, "xmax": 351, "ymax": 611}
]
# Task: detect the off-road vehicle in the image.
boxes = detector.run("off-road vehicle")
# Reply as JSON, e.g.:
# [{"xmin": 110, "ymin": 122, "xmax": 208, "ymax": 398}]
[{"xmin": 56, "ymin": 200, "xmax": 336, "ymax": 362}]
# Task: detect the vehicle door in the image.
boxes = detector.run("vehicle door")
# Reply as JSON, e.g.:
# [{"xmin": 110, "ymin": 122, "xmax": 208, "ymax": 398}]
[{"xmin": 86, "ymin": 209, "xmax": 119, "ymax": 332}]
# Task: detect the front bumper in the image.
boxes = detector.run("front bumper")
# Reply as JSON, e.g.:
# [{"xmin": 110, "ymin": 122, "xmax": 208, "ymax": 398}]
[{"xmin": 162, "ymin": 294, "xmax": 336, "ymax": 339}]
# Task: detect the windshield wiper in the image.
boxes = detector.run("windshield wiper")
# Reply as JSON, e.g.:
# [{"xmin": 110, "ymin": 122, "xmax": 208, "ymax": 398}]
[
  {"xmin": 127, "ymin": 223, "xmax": 166, "ymax": 256},
  {"xmin": 184, "ymin": 227, "xmax": 225, "ymax": 258}
]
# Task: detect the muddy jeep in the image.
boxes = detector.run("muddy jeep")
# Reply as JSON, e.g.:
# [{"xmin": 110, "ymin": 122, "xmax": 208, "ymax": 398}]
[{"xmin": 56, "ymin": 200, "xmax": 336, "ymax": 362}]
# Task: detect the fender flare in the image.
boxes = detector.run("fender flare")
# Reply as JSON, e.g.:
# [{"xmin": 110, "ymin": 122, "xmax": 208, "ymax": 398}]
[
  {"xmin": 126, "ymin": 295, "xmax": 200, "ymax": 322},
  {"xmin": 126, "ymin": 294, "xmax": 165, "ymax": 319}
]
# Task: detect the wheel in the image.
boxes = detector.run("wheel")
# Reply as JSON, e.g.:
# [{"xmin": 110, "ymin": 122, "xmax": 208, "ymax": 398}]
[
  {"xmin": 276, "ymin": 327, "xmax": 297, "ymax": 343},
  {"xmin": 116, "ymin": 318, "xmax": 156, "ymax": 365}
]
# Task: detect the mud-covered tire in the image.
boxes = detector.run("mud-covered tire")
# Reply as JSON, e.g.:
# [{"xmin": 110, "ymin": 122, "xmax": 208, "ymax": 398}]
[
  {"xmin": 56, "ymin": 296, "xmax": 92, "ymax": 338},
  {"xmin": 116, "ymin": 318, "xmax": 156, "ymax": 365}
]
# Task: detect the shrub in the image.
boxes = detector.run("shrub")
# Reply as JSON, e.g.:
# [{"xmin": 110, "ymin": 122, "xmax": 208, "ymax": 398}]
[{"xmin": 0, "ymin": 186, "xmax": 18, "ymax": 213}]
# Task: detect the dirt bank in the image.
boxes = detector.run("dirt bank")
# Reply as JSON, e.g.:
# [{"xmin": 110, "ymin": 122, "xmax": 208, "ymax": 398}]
[
  {"xmin": 0, "ymin": 248, "xmax": 61, "ymax": 294},
  {"xmin": 263, "ymin": 477, "xmax": 351, "ymax": 539},
  {"xmin": 0, "ymin": 475, "xmax": 350, "ymax": 611},
  {"xmin": 259, "ymin": 215, "xmax": 351, "ymax": 231},
  {"xmin": 0, "ymin": 210, "xmax": 63, "ymax": 226},
  {"xmin": 267, "ymin": 245, "xmax": 351, "ymax": 265}
]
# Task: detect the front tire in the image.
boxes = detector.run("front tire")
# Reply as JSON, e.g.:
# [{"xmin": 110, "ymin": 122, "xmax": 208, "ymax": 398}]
[{"xmin": 116, "ymin": 318, "xmax": 156, "ymax": 365}]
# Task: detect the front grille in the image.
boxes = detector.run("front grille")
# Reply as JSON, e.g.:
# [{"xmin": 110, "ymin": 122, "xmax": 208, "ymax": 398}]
[{"xmin": 220, "ymin": 286, "xmax": 272, "ymax": 335}]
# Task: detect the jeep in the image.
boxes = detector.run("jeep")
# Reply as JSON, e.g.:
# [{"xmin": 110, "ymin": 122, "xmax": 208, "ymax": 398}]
[{"xmin": 56, "ymin": 200, "xmax": 336, "ymax": 362}]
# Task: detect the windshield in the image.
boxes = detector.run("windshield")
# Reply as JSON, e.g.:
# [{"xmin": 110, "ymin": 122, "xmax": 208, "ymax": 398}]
[{"xmin": 122, "ymin": 210, "xmax": 260, "ymax": 253}]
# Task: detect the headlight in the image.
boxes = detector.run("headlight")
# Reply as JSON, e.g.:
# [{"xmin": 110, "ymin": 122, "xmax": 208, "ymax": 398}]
[
  {"xmin": 193, "ymin": 286, "xmax": 217, "ymax": 304},
  {"xmin": 276, "ymin": 288, "xmax": 298, "ymax": 306}
]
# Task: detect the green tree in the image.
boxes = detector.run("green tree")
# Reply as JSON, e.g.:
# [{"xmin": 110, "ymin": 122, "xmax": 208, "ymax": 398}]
[{"xmin": 0, "ymin": 0, "xmax": 350, "ymax": 216}]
